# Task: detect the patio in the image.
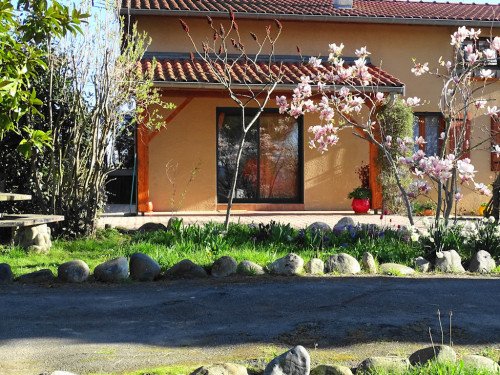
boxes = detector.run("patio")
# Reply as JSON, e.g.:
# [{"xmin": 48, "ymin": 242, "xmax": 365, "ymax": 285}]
[{"xmin": 99, "ymin": 204, "xmax": 438, "ymax": 230}]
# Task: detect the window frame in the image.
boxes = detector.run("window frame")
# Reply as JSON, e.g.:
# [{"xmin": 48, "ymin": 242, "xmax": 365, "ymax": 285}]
[
  {"xmin": 216, "ymin": 107, "xmax": 304, "ymax": 204},
  {"xmin": 413, "ymin": 112, "xmax": 445, "ymax": 155}
]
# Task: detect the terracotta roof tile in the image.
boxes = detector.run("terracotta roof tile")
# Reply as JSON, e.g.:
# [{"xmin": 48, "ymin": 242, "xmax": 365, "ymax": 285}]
[
  {"xmin": 139, "ymin": 54, "xmax": 405, "ymax": 91},
  {"xmin": 121, "ymin": 0, "xmax": 499, "ymax": 23}
]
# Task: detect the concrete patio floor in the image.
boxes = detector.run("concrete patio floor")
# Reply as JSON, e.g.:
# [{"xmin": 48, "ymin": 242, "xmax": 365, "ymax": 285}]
[{"xmin": 99, "ymin": 205, "xmax": 441, "ymax": 230}]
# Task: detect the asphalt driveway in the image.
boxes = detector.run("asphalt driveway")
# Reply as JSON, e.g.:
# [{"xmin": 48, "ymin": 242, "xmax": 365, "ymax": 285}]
[{"xmin": 0, "ymin": 276, "xmax": 499, "ymax": 374}]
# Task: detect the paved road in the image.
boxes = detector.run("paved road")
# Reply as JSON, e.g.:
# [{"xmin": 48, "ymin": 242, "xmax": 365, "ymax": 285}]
[{"xmin": 0, "ymin": 277, "xmax": 499, "ymax": 374}]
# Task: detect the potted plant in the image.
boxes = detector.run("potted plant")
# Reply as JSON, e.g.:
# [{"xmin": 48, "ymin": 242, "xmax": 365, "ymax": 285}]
[
  {"xmin": 348, "ymin": 187, "xmax": 371, "ymax": 214},
  {"xmin": 413, "ymin": 201, "xmax": 436, "ymax": 216},
  {"xmin": 478, "ymin": 202, "xmax": 487, "ymax": 216}
]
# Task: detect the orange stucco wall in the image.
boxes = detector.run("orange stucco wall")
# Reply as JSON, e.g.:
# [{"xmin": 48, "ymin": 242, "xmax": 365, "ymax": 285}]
[{"xmin": 136, "ymin": 15, "xmax": 500, "ymax": 213}]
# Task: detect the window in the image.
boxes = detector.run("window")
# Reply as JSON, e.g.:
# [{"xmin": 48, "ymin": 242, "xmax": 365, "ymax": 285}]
[
  {"xmin": 413, "ymin": 113, "xmax": 443, "ymax": 156},
  {"xmin": 217, "ymin": 108, "xmax": 303, "ymax": 203},
  {"xmin": 463, "ymin": 37, "xmax": 500, "ymax": 78}
]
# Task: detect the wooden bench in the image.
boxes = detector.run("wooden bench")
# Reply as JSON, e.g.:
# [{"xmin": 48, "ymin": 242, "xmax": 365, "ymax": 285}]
[{"xmin": 0, "ymin": 192, "xmax": 64, "ymax": 252}]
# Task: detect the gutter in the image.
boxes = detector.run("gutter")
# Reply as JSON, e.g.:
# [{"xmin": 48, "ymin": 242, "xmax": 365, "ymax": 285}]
[
  {"xmin": 119, "ymin": 8, "xmax": 500, "ymax": 28},
  {"xmin": 152, "ymin": 80, "xmax": 406, "ymax": 95}
]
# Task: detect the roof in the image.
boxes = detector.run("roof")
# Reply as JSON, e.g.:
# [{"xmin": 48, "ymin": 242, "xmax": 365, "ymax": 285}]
[
  {"xmin": 120, "ymin": 0, "xmax": 500, "ymax": 26},
  {"xmin": 139, "ymin": 53, "xmax": 405, "ymax": 93}
]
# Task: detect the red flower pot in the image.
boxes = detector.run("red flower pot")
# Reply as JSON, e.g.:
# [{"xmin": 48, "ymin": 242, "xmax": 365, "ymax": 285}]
[{"xmin": 351, "ymin": 198, "xmax": 370, "ymax": 214}]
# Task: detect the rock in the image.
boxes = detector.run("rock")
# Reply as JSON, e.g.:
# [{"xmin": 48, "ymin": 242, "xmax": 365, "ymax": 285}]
[
  {"xmin": 333, "ymin": 217, "xmax": 355, "ymax": 231},
  {"xmin": 435, "ymin": 250, "xmax": 465, "ymax": 273},
  {"xmin": 165, "ymin": 259, "xmax": 208, "ymax": 279},
  {"xmin": 357, "ymin": 357, "xmax": 410, "ymax": 374},
  {"xmin": 462, "ymin": 355, "xmax": 500, "ymax": 372},
  {"xmin": 415, "ymin": 257, "xmax": 431, "ymax": 272},
  {"xmin": 264, "ymin": 345, "xmax": 310, "ymax": 375},
  {"xmin": 268, "ymin": 253, "xmax": 304, "ymax": 276},
  {"xmin": 211, "ymin": 256, "xmax": 238, "ymax": 278},
  {"xmin": 14, "ymin": 224, "xmax": 52, "ymax": 253},
  {"xmin": 311, "ymin": 364, "xmax": 353, "ymax": 375},
  {"xmin": 361, "ymin": 252, "xmax": 377, "ymax": 274},
  {"xmin": 305, "ymin": 258, "xmax": 325, "ymax": 275},
  {"xmin": 468, "ymin": 250, "xmax": 496, "ymax": 273},
  {"xmin": 307, "ymin": 222, "xmax": 331, "ymax": 234},
  {"xmin": 325, "ymin": 253, "xmax": 360, "ymax": 274},
  {"xmin": 0, "ymin": 263, "xmax": 13, "ymax": 284},
  {"xmin": 17, "ymin": 269, "xmax": 55, "ymax": 283},
  {"xmin": 130, "ymin": 253, "xmax": 161, "ymax": 281},
  {"xmin": 137, "ymin": 222, "xmax": 168, "ymax": 233},
  {"xmin": 237, "ymin": 260, "xmax": 265, "ymax": 276},
  {"xmin": 409, "ymin": 345, "xmax": 457, "ymax": 366},
  {"xmin": 190, "ymin": 363, "xmax": 248, "ymax": 375},
  {"xmin": 58, "ymin": 260, "xmax": 90, "ymax": 283},
  {"xmin": 167, "ymin": 216, "xmax": 181, "ymax": 230},
  {"xmin": 379, "ymin": 263, "xmax": 415, "ymax": 276},
  {"xmin": 93, "ymin": 257, "xmax": 129, "ymax": 282}
]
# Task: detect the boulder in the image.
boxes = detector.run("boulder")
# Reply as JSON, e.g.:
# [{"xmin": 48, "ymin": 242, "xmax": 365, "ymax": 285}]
[
  {"xmin": 93, "ymin": 257, "xmax": 129, "ymax": 282},
  {"xmin": 58, "ymin": 260, "xmax": 90, "ymax": 283},
  {"xmin": 379, "ymin": 263, "xmax": 415, "ymax": 276},
  {"xmin": 14, "ymin": 224, "xmax": 52, "ymax": 253},
  {"xmin": 310, "ymin": 364, "xmax": 353, "ymax": 375},
  {"xmin": 165, "ymin": 259, "xmax": 208, "ymax": 279},
  {"xmin": 333, "ymin": 217, "xmax": 355, "ymax": 231},
  {"xmin": 268, "ymin": 253, "xmax": 304, "ymax": 276},
  {"xmin": 409, "ymin": 345, "xmax": 457, "ymax": 366},
  {"xmin": 237, "ymin": 260, "xmax": 265, "ymax": 276},
  {"xmin": 415, "ymin": 257, "xmax": 431, "ymax": 273},
  {"xmin": 357, "ymin": 357, "xmax": 409, "ymax": 374},
  {"xmin": 468, "ymin": 250, "xmax": 496, "ymax": 273},
  {"xmin": 0, "ymin": 263, "xmax": 13, "ymax": 284},
  {"xmin": 264, "ymin": 345, "xmax": 310, "ymax": 375},
  {"xmin": 361, "ymin": 252, "xmax": 377, "ymax": 274},
  {"xmin": 307, "ymin": 222, "xmax": 331, "ymax": 235},
  {"xmin": 167, "ymin": 216, "xmax": 181, "ymax": 230},
  {"xmin": 130, "ymin": 253, "xmax": 161, "ymax": 281},
  {"xmin": 325, "ymin": 253, "xmax": 360, "ymax": 274},
  {"xmin": 211, "ymin": 256, "xmax": 238, "ymax": 278},
  {"xmin": 305, "ymin": 258, "xmax": 325, "ymax": 275},
  {"xmin": 190, "ymin": 363, "xmax": 248, "ymax": 375},
  {"xmin": 137, "ymin": 222, "xmax": 168, "ymax": 233},
  {"xmin": 435, "ymin": 250, "xmax": 465, "ymax": 273},
  {"xmin": 17, "ymin": 269, "xmax": 55, "ymax": 283},
  {"xmin": 462, "ymin": 355, "xmax": 500, "ymax": 373}
]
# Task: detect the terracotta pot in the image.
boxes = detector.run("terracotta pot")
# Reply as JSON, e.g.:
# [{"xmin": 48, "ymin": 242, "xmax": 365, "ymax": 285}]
[
  {"xmin": 478, "ymin": 206, "xmax": 486, "ymax": 216},
  {"xmin": 422, "ymin": 209, "xmax": 434, "ymax": 216},
  {"xmin": 351, "ymin": 198, "xmax": 370, "ymax": 214}
]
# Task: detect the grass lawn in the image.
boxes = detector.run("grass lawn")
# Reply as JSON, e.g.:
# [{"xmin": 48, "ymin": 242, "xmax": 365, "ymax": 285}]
[{"xmin": 0, "ymin": 220, "xmax": 426, "ymax": 277}]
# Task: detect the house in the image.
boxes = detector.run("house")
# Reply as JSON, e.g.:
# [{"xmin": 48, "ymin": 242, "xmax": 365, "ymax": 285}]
[{"xmin": 120, "ymin": 0, "xmax": 500, "ymax": 214}]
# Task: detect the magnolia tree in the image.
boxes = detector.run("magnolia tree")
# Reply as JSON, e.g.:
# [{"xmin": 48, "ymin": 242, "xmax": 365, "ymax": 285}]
[
  {"xmin": 279, "ymin": 27, "xmax": 499, "ymax": 226},
  {"xmin": 181, "ymin": 12, "xmax": 284, "ymax": 230}
]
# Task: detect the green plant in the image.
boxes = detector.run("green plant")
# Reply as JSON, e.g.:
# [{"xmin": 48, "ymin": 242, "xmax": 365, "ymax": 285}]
[
  {"xmin": 348, "ymin": 187, "xmax": 372, "ymax": 200},
  {"xmin": 413, "ymin": 201, "xmax": 436, "ymax": 213}
]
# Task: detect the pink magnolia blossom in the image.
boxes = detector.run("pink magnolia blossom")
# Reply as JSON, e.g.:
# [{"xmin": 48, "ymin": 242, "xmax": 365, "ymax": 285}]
[
  {"xmin": 475, "ymin": 182, "xmax": 492, "ymax": 196},
  {"xmin": 479, "ymin": 69, "xmax": 493, "ymax": 78},
  {"xmin": 376, "ymin": 92, "xmax": 385, "ymax": 102},
  {"xmin": 328, "ymin": 43, "xmax": 344, "ymax": 56},
  {"xmin": 467, "ymin": 53, "xmax": 478, "ymax": 64},
  {"xmin": 475, "ymin": 99, "xmax": 488, "ymax": 109},
  {"xmin": 486, "ymin": 106, "xmax": 499, "ymax": 117},
  {"xmin": 414, "ymin": 136, "xmax": 426, "ymax": 146},
  {"xmin": 355, "ymin": 46, "xmax": 370, "ymax": 58},
  {"xmin": 276, "ymin": 95, "xmax": 288, "ymax": 114},
  {"xmin": 406, "ymin": 97, "xmax": 421, "ymax": 106},
  {"xmin": 454, "ymin": 192, "xmax": 463, "ymax": 201},
  {"xmin": 411, "ymin": 62, "xmax": 429, "ymax": 76},
  {"xmin": 492, "ymin": 144, "xmax": 500, "ymax": 157},
  {"xmin": 308, "ymin": 56, "xmax": 323, "ymax": 68},
  {"xmin": 464, "ymin": 44, "xmax": 474, "ymax": 55},
  {"xmin": 385, "ymin": 135, "xmax": 392, "ymax": 147},
  {"xmin": 450, "ymin": 26, "xmax": 471, "ymax": 46},
  {"xmin": 457, "ymin": 158, "xmax": 476, "ymax": 182},
  {"xmin": 491, "ymin": 36, "xmax": 500, "ymax": 52},
  {"xmin": 483, "ymin": 49, "xmax": 497, "ymax": 60}
]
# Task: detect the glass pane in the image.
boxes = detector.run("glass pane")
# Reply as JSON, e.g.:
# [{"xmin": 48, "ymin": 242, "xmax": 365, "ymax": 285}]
[
  {"xmin": 217, "ymin": 113, "xmax": 258, "ymax": 201},
  {"xmin": 425, "ymin": 116, "xmax": 440, "ymax": 156},
  {"xmin": 259, "ymin": 113, "xmax": 299, "ymax": 199}
]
